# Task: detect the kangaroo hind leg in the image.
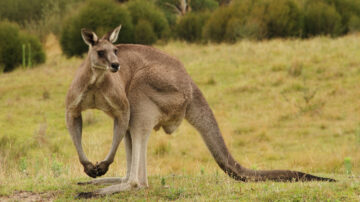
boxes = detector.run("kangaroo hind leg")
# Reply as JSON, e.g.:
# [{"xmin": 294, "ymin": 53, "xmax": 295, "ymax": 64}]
[{"xmin": 76, "ymin": 112, "xmax": 156, "ymax": 198}]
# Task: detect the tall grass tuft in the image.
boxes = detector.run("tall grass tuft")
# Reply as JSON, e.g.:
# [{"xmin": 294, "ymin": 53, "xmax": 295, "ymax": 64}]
[{"xmin": 344, "ymin": 157, "xmax": 352, "ymax": 174}]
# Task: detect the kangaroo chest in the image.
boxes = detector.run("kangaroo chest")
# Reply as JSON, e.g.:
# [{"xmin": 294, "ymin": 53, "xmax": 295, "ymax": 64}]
[{"xmin": 79, "ymin": 88, "xmax": 114, "ymax": 113}]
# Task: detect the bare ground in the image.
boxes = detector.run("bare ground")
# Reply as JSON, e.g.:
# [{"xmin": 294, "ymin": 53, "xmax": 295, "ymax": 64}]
[{"xmin": 0, "ymin": 191, "xmax": 57, "ymax": 202}]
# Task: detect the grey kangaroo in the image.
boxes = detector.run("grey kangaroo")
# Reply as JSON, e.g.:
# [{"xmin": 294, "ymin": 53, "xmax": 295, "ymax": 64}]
[{"xmin": 65, "ymin": 25, "xmax": 334, "ymax": 198}]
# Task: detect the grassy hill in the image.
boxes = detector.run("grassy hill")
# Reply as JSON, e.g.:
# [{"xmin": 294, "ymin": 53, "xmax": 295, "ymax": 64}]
[{"xmin": 0, "ymin": 34, "xmax": 360, "ymax": 200}]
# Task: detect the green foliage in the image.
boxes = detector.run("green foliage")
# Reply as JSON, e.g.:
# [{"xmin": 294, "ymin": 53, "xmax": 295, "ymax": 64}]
[
  {"xmin": 349, "ymin": 15, "xmax": 360, "ymax": 32},
  {"xmin": 134, "ymin": 20, "xmax": 157, "ymax": 45},
  {"xmin": 203, "ymin": 0, "xmax": 265, "ymax": 42},
  {"xmin": 0, "ymin": 0, "xmax": 44, "ymax": 25},
  {"xmin": 0, "ymin": 21, "xmax": 45, "ymax": 72},
  {"xmin": 203, "ymin": 6, "xmax": 233, "ymax": 43},
  {"xmin": 202, "ymin": 0, "xmax": 360, "ymax": 42},
  {"xmin": 18, "ymin": 157, "xmax": 28, "ymax": 173},
  {"xmin": 0, "ymin": 21, "xmax": 22, "ymax": 72},
  {"xmin": 0, "ymin": 0, "xmax": 83, "ymax": 40},
  {"xmin": 190, "ymin": 0, "xmax": 219, "ymax": 12},
  {"xmin": 224, "ymin": 17, "xmax": 243, "ymax": 43},
  {"xmin": 161, "ymin": 177, "xmax": 166, "ymax": 186},
  {"xmin": 230, "ymin": 1, "xmax": 267, "ymax": 40},
  {"xmin": 127, "ymin": 0, "xmax": 170, "ymax": 43},
  {"xmin": 344, "ymin": 157, "xmax": 352, "ymax": 174},
  {"xmin": 324, "ymin": 0, "xmax": 360, "ymax": 33},
  {"xmin": 264, "ymin": 0, "xmax": 303, "ymax": 38},
  {"xmin": 304, "ymin": 1, "xmax": 342, "ymax": 37},
  {"xmin": 51, "ymin": 157, "xmax": 64, "ymax": 177},
  {"xmin": 176, "ymin": 12, "xmax": 210, "ymax": 42},
  {"xmin": 155, "ymin": 0, "xmax": 178, "ymax": 26},
  {"xmin": 19, "ymin": 33, "xmax": 46, "ymax": 66},
  {"xmin": 60, "ymin": 0, "xmax": 133, "ymax": 57}
]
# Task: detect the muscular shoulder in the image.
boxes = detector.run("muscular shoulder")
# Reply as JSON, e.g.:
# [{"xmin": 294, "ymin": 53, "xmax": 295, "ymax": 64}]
[{"xmin": 116, "ymin": 44, "xmax": 183, "ymax": 67}]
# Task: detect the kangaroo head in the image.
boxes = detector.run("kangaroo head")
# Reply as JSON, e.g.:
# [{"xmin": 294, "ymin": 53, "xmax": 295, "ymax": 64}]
[{"xmin": 81, "ymin": 25, "xmax": 122, "ymax": 73}]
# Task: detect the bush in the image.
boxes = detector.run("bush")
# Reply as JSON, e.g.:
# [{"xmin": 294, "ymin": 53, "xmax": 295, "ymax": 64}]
[
  {"xmin": 223, "ymin": 1, "xmax": 267, "ymax": 42},
  {"xmin": 224, "ymin": 17, "xmax": 243, "ymax": 43},
  {"xmin": 304, "ymin": 1, "xmax": 342, "ymax": 37},
  {"xmin": 324, "ymin": 0, "xmax": 360, "ymax": 33},
  {"xmin": 127, "ymin": 0, "xmax": 170, "ymax": 43},
  {"xmin": 0, "ymin": 21, "xmax": 45, "ymax": 72},
  {"xmin": 19, "ymin": 34, "xmax": 46, "ymax": 65},
  {"xmin": 190, "ymin": 0, "xmax": 219, "ymax": 12},
  {"xmin": 0, "ymin": 22, "xmax": 22, "ymax": 72},
  {"xmin": 0, "ymin": 0, "xmax": 44, "ymax": 25},
  {"xmin": 349, "ymin": 15, "xmax": 360, "ymax": 32},
  {"xmin": 134, "ymin": 20, "xmax": 157, "ymax": 45},
  {"xmin": 203, "ymin": 0, "xmax": 262, "ymax": 42},
  {"xmin": 264, "ymin": 0, "xmax": 303, "ymax": 38},
  {"xmin": 0, "ymin": 0, "xmax": 82, "ymax": 41},
  {"xmin": 176, "ymin": 12, "xmax": 210, "ymax": 42},
  {"xmin": 203, "ymin": 6, "xmax": 233, "ymax": 43},
  {"xmin": 60, "ymin": 0, "xmax": 134, "ymax": 57}
]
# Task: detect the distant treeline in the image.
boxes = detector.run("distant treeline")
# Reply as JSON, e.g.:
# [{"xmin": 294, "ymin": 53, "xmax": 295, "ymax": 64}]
[{"xmin": 0, "ymin": 0, "xmax": 360, "ymax": 70}]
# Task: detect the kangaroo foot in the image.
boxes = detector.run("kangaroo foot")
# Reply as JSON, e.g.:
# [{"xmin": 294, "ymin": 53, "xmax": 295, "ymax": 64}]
[
  {"xmin": 77, "ymin": 177, "xmax": 127, "ymax": 186},
  {"xmin": 75, "ymin": 182, "xmax": 145, "ymax": 199}
]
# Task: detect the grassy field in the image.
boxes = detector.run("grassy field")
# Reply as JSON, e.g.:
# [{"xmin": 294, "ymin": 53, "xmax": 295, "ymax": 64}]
[{"xmin": 0, "ymin": 34, "xmax": 360, "ymax": 201}]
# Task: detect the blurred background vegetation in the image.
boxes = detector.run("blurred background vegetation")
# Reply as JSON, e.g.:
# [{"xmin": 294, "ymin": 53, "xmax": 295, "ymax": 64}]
[{"xmin": 0, "ymin": 0, "xmax": 360, "ymax": 71}]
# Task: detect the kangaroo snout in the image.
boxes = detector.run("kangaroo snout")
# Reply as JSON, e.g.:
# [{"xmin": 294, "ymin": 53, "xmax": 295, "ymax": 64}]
[{"xmin": 110, "ymin": 63, "xmax": 120, "ymax": 72}]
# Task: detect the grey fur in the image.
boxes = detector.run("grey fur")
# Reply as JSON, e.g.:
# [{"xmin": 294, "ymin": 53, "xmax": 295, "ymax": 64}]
[{"xmin": 66, "ymin": 26, "xmax": 335, "ymax": 198}]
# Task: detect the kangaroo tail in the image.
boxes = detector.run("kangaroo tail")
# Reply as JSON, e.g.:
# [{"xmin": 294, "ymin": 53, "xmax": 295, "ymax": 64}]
[{"xmin": 185, "ymin": 84, "xmax": 335, "ymax": 182}]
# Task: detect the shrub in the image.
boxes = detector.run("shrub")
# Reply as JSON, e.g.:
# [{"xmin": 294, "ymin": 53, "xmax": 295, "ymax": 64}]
[
  {"xmin": 304, "ymin": 1, "xmax": 342, "ymax": 37},
  {"xmin": 324, "ymin": 0, "xmax": 360, "ymax": 33},
  {"xmin": 0, "ymin": 0, "xmax": 82, "ymax": 41},
  {"xmin": 0, "ymin": 21, "xmax": 22, "ymax": 72},
  {"xmin": 190, "ymin": 0, "xmax": 219, "ymax": 12},
  {"xmin": 0, "ymin": 0, "xmax": 44, "ymax": 25},
  {"xmin": 176, "ymin": 12, "xmax": 210, "ymax": 42},
  {"xmin": 0, "ymin": 21, "xmax": 45, "ymax": 72},
  {"xmin": 127, "ymin": 0, "xmax": 170, "ymax": 43},
  {"xmin": 19, "ymin": 33, "xmax": 46, "ymax": 65},
  {"xmin": 232, "ymin": 0, "xmax": 268, "ymax": 40},
  {"xmin": 203, "ymin": 6, "xmax": 233, "ymax": 42},
  {"xmin": 60, "ymin": 0, "xmax": 134, "ymax": 57},
  {"xmin": 224, "ymin": 17, "xmax": 243, "ymax": 43},
  {"xmin": 349, "ymin": 15, "xmax": 360, "ymax": 32},
  {"xmin": 134, "ymin": 20, "xmax": 157, "ymax": 45},
  {"xmin": 264, "ymin": 0, "xmax": 303, "ymax": 38},
  {"xmin": 238, "ymin": 17, "xmax": 267, "ymax": 40},
  {"xmin": 203, "ymin": 0, "xmax": 261, "ymax": 42}
]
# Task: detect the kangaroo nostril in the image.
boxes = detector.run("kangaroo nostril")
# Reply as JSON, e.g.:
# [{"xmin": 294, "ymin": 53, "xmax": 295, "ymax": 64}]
[{"xmin": 111, "ymin": 63, "xmax": 119, "ymax": 69}]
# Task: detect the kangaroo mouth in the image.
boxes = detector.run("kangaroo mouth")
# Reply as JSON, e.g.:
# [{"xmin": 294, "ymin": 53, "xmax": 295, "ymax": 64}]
[
  {"xmin": 110, "ymin": 67, "xmax": 119, "ymax": 73},
  {"xmin": 92, "ymin": 64, "xmax": 107, "ymax": 71}
]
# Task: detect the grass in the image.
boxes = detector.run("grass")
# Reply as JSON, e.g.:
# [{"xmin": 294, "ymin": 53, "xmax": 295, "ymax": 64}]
[{"xmin": 1, "ymin": 34, "xmax": 360, "ymax": 200}]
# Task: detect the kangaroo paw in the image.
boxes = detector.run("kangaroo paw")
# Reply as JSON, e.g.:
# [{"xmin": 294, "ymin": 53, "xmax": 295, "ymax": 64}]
[{"xmin": 95, "ymin": 161, "xmax": 110, "ymax": 177}]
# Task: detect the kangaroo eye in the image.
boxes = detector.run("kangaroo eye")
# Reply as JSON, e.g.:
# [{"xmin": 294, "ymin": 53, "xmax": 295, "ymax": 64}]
[
  {"xmin": 97, "ymin": 50, "xmax": 105, "ymax": 57},
  {"xmin": 114, "ymin": 49, "xmax": 118, "ymax": 54}
]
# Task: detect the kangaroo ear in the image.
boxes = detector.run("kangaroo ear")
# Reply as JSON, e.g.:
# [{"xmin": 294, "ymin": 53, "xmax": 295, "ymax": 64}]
[
  {"xmin": 81, "ymin": 28, "xmax": 98, "ymax": 46},
  {"xmin": 104, "ymin": 25, "xmax": 122, "ymax": 43}
]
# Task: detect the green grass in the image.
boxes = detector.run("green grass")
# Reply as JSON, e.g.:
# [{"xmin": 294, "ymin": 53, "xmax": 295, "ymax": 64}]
[{"xmin": 1, "ymin": 34, "xmax": 360, "ymax": 200}]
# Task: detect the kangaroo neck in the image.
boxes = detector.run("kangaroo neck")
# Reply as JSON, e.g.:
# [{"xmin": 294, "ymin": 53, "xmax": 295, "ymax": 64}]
[{"xmin": 83, "ymin": 56, "xmax": 108, "ymax": 88}]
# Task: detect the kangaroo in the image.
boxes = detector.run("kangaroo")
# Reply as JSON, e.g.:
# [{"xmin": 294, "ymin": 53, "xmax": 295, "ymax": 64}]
[{"xmin": 65, "ymin": 25, "xmax": 335, "ymax": 198}]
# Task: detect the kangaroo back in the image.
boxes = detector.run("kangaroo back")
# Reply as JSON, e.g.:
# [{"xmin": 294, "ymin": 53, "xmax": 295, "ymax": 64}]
[{"xmin": 185, "ymin": 82, "xmax": 335, "ymax": 182}]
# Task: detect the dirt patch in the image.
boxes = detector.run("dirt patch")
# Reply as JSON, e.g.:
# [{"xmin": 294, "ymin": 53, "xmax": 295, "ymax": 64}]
[{"xmin": 0, "ymin": 191, "xmax": 57, "ymax": 202}]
